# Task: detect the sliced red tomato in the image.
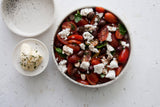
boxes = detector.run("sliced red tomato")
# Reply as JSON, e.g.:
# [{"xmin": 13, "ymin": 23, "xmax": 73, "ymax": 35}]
[
  {"xmin": 68, "ymin": 54, "xmax": 80, "ymax": 63},
  {"xmin": 91, "ymin": 58, "xmax": 101, "ymax": 65},
  {"xmin": 68, "ymin": 40, "xmax": 81, "ymax": 44},
  {"xmin": 110, "ymin": 34, "xmax": 119, "ymax": 48},
  {"xmin": 118, "ymin": 48, "xmax": 129, "ymax": 63},
  {"xmin": 67, "ymin": 63, "xmax": 73, "ymax": 76},
  {"xmin": 98, "ymin": 26, "xmax": 109, "ymax": 42},
  {"xmin": 77, "ymin": 80, "xmax": 89, "ymax": 85},
  {"xmin": 115, "ymin": 30, "xmax": 123, "ymax": 39},
  {"xmin": 62, "ymin": 21, "xmax": 77, "ymax": 33},
  {"xmin": 77, "ymin": 18, "xmax": 88, "ymax": 26},
  {"xmin": 87, "ymin": 73, "xmax": 99, "ymax": 85},
  {"xmin": 67, "ymin": 44, "xmax": 80, "ymax": 53},
  {"xmin": 57, "ymin": 35, "xmax": 68, "ymax": 45},
  {"xmin": 68, "ymin": 34, "xmax": 83, "ymax": 41},
  {"xmin": 95, "ymin": 7, "xmax": 105, "ymax": 13},
  {"xmin": 115, "ymin": 66, "xmax": 123, "ymax": 76},
  {"xmin": 104, "ymin": 12, "xmax": 117, "ymax": 23}
]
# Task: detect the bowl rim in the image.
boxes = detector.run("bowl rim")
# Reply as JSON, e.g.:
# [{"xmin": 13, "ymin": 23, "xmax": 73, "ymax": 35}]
[
  {"xmin": 51, "ymin": 6, "xmax": 132, "ymax": 88},
  {"xmin": 0, "ymin": 0, "xmax": 55, "ymax": 37},
  {"xmin": 13, "ymin": 38, "xmax": 49, "ymax": 76}
]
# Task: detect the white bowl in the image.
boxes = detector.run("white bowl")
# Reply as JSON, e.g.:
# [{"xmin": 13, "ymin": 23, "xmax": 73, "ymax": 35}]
[
  {"xmin": 1, "ymin": 0, "xmax": 54, "ymax": 37},
  {"xmin": 52, "ymin": 6, "xmax": 132, "ymax": 88},
  {"xmin": 13, "ymin": 38, "xmax": 49, "ymax": 76}
]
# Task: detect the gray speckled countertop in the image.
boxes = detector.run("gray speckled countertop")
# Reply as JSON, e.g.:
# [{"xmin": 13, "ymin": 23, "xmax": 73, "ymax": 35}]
[{"xmin": 0, "ymin": 0, "xmax": 160, "ymax": 107}]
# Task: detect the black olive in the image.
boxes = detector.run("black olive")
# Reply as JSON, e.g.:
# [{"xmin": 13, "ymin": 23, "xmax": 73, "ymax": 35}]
[
  {"xmin": 77, "ymin": 50, "xmax": 84, "ymax": 57},
  {"xmin": 87, "ymin": 12, "xmax": 95, "ymax": 20},
  {"xmin": 78, "ymin": 26, "xmax": 85, "ymax": 34},
  {"xmin": 79, "ymin": 68, "xmax": 87, "ymax": 73},
  {"xmin": 100, "ymin": 47, "xmax": 106, "ymax": 55},
  {"xmin": 92, "ymin": 29, "xmax": 98, "ymax": 37},
  {"xmin": 116, "ymin": 45, "xmax": 123, "ymax": 52},
  {"xmin": 55, "ymin": 40, "xmax": 63, "ymax": 47},
  {"xmin": 98, "ymin": 19, "xmax": 106, "ymax": 27},
  {"xmin": 89, "ymin": 65, "xmax": 94, "ymax": 72}
]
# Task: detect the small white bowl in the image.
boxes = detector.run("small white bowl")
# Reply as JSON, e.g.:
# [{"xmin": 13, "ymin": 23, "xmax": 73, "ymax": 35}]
[
  {"xmin": 13, "ymin": 38, "xmax": 49, "ymax": 76},
  {"xmin": 1, "ymin": 0, "xmax": 54, "ymax": 37},
  {"xmin": 52, "ymin": 6, "xmax": 132, "ymax": 88}
]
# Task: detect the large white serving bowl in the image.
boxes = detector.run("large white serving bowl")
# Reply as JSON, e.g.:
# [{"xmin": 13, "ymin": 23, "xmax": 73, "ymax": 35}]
[
  {"xmin": 1, "ymin": 0, "xmax": 54, "ymax": 37},
  {"xmin": 52, "ymin": 6, "xmax": 132, "ymax": 88}
]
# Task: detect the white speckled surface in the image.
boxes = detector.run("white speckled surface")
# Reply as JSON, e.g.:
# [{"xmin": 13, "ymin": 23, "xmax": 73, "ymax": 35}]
[{"xmin": 0, "ymin": 0, "xmax": 160, "ymax": 107}]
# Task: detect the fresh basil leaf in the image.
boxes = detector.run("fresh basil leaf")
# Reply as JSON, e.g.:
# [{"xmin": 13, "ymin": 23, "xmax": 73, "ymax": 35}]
[
  {"xmin": 55, "ymin": 47, "xmax": 62, "ymax": 54},
  {"xmin": 71, "ymin": 24, "xmax": 75, "ymax": 31},
  {"xmin": 96, "ymin": 41, "xmax": 107, "ymax": 49},
  {"xmin": 119, "ymin": 23, "xmax": 127, "ymax": 35},
  {"xmin": 60, "ymin": 54, "xmax": 67, "ymax": 58},
  {"xmin": 74, "ymin": 11, "xmax": 82, "ymax": 23}
]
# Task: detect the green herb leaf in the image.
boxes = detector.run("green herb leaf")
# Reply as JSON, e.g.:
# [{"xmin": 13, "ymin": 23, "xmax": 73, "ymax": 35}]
[
  {"xmin": 55, "ymin": 47, "xmax": 62, "ymax": 54},
  {"xmin": 74, "ymin": 11, "xmax": 82, "ymax": 23},
  {"xmin": 111, "ymin": 50, "xmax": 116, "ymax": 55},
  {"xmin": 71, "ymin": 24, "xmax": 75, "ymax": 31},
  {"xmin": 118, "ymin": 23, "xmax": 127, "ymax": 35},
  {"xmin": 100, "ymin": 74, "xmax": 105, "ymax": 78},
  {"xmin": 96, "ymin": 41, "xmax": 107, "ymax": 49}
]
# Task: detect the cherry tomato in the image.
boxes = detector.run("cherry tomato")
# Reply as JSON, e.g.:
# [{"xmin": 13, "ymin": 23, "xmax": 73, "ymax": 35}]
[
  {"xmin": 68, "ymin": 54, "xmax": 80, "ymax": 63},
  {"xmin": 98, "ymin": 26, "xmax": 109, "ymax": 42},
  {"xmin": 115, "ymin": 30, "xmax": 123, "ymax": 39},
  {"xmin": 67, "ymin": 44, "xmax": 80, "ymax": 53},
  {"xmin": 77, "ymin": 80, "xmax": 89, "ymax": 85},
  {"xmin": 67, "ymin": 63, "xmax": 73, "ymax": 76},
  {"xmin": 118, "ymin": 48, "xmax": 129, "ymax": 63},
  {"xmin": 115, "ymin": 66, "xmax": 123, "ymax": 76},
  {"xmin": 68, "ymin": 34, "xmax": 83, "ymax": 41},
  {"xmin": 104, "ymin": 12, "xmax": 117, "ymax": 23},
  {"xmin": 91, "ymin": 58, "xmax": 101, "ymax": 65},
  {"xmin": 62, "ymin": 21, "xmax": 77, "ymax": 33},
  {"xmin": 95, "ymin": 7, "xmax": 105, "ymax": 13},
  {"xmin": 77, "ymin": 18, "xmax": 88, "ymax": 26},
  {"xmin": 110, "ymin": 34, "xmax": 119, "ymax": 48},
  {"xmin": 57, "ymin": 35, "xmax": 68, "ymax": 45},
  {"xmin": 87, "ymin": 73, "xmax": 99, "ymax": 85},
  {"xmin": 68, "ymin": 40, "xmax": 81, "ymax": 44}
]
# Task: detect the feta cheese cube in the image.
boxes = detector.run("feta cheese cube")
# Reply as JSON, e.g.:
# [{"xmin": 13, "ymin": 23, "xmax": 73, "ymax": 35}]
[
  {"xmin": 82, "ymin": 32, "xmax": 94, "ymax": 44},
  {"xmin": 84, "ymin": 24, "xmax": 97, "ymax": 32},
  {"xmin": 58, "ymin": 28, "xmax": 70, "ymax": 40},
  {"xmin": 79, "ymin": 43, "xmax": 85, "ymax": 50},
  {"xmin": 107, "ymin": 26, "xmax": 117, "ymax": 32},
  {"xmin": 59, "ymin": 60, "xmax": 67, "ymax": 65},
  {"xmin": 80, "ymin": 61, "xmax": 90, "ymax": 70},
  {"xmin": 94, "ymin": 63, "xmax": 104, "ymax": 74},
  {"xmin": 58, "ymin": 60, "xmax": 67, "ymax": 73},
  {"xmin": 121, "ymin": 41, "xmax": 129, "ymax": 48},
  {"xmin": 62, "ymin": 45, "xmax": 73, "ymax": 56},
  {"xmin": 81, "ymin": 74, "xmax": 86, "ymax": 80},
  {"xmin": 74, "ymin": 62, "xmax": 80, "ymax": 67},
  {"xmin": 80, "ymin": 8, "xmax": 93, "ymax": 16},
  {"xmin": 107, "ymin": 44, "xmax": 114, "ymax": 52},
  {"xmin": 89, "ymin": 44, "xmax": 99, "ymax": 53},
  {"xmin": 96, "ymin": 12, "xmax": 104, "ymax": 18},
  {"xmin": 101, "ymin": 56, "xmax": 109, "ymax": 65},
  {"xmin": 105, "ymin": 70, "xmax": 116, "ymax": 79},
  {"xmin": 107, "ymin": 58, "xmax": 119, "ymax": 69},
  {"xmin": 106, "ymin": 32, "xmax": 112, "ymax": 42}
]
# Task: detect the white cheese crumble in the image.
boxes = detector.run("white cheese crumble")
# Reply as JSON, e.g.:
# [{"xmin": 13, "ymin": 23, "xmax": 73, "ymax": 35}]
[
  {"xmin": 80, "ymin": 8, "xmax": 93, "ymax": 16},
  {"xmin": 58, "ymin": 60, "xmax": 67, "ymax": 73},
  {"xmin": 81, "ymin": 74, "xmax": 86, "ymax": 80},
  {"xmin": 106, "ymin": 32, "xmax": 112, "ymax": 42},
  {"xmin": 106, "ymin": 50, "xmax": 113, "ymax": 59},
  {"xmin": 107, "ymin": 26, "xmax": 117, "ymax": 32},
  {"xmin": 58, "ymin": 28, "xmax": 70, "ymax": 40},
  {"xmin": 101, "ymin": 56, "xmax": 109, "ymax": 65},
  {"xmin": 107, "ymin": 44, "xmax": 114, "ymax": 52},
  {"xmin": 84, "ymin": 24, "xmax": 97, "ymax": 32},
  {"xmin": 96, "ymin": 12, "xmax": 104, "ymax": 18},
  {"xmin": 79, "ymin": 43, "xmax": 85, "ymax": 50},
  {"xmin": 82, "ymin": 32, "xmax": 94, "ymax": 44},
  {"xmin": 74, "ymin": 62, "xmax": 80, "ymax": 67},
  {"xmin": 121, "ymin": 41, "xmax": 129, "ymax": 48},
  {"xmin": 107, "ymin": 58, "xmax": 119, "ymax": 69},
  {"xmin": 62, "ymin": 45, "xmax": 73, "ymax": 56},
  {"xmin": 105, "ymin": 70, "xmax": 116, "ymax": 79},
  {"xmin": 89, "ymin": 44, "xmax": 99, "ymax": 53},
  {"xmin": 94, "ymin": 63, "xmax": 104, "ymax": 74},
  {"xmin": 80, "ymin": 61, "xmax": 90, "ymax": 70}
]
